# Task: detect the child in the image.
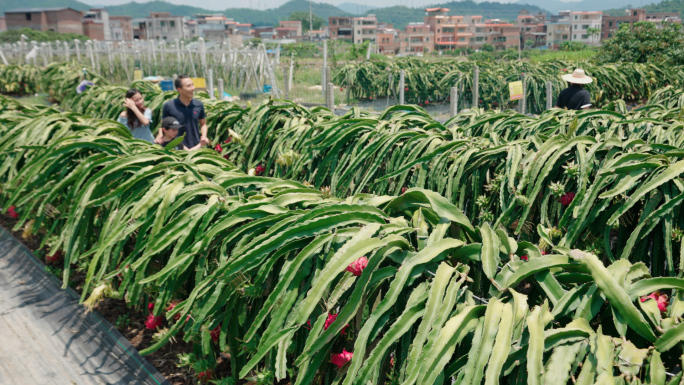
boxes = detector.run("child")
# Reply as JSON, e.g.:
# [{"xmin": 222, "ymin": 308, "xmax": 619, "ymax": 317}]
[{"xmin": 159, "ymin": 117, "xmax": 201, "ymax": 150}]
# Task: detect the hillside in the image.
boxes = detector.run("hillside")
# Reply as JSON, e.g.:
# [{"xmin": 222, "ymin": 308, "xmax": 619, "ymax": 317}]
[
  {"xmin": 369, "ymin": 1, "xmax": 548, "ymax": 30},
  {"xmin": 337, "ymin": 2, "xmax": 377, "ymax": 15},
  {"xmin": 604, "ymin": 0, "xmax": 684, "ymax": 18},
  {"xmin": 105, "ymin": 0, "xmax": 349, "ymax": 25},
  {"xmin": 518, "ymin": 0, "xmax": 653, "ymax": 13}
]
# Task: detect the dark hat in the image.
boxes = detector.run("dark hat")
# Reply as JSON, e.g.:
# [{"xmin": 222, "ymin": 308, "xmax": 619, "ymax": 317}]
[{"xmin": 162, "ymin": 116, "xmax": 184, "ymax": 130}]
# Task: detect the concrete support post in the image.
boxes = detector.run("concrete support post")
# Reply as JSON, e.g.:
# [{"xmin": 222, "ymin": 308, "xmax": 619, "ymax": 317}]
[
  {"xmin": 321, "ymin": 40, "xmax": 327, "ymax": 98},
  {"xmin": 326, "ymin": 82, "xmax": 334, "ymax": 111},
  {"xmin": 472, "ymin": 65, "xmax": 479, "ymax": 109},
  {"xmin": 546, "ymin": 81, "xmax": 553, "ymax": 110},
  {"xmin": 450, "ymin": 87, "xmax": 458, "ymax": 117},
  {"xmin": 520, "ymin": 73, "xmax": 526, "ymax": 115},
  {"xmin": 399, "ymin": 69, "xmax": 405, "ymax": 105},
  {"xmin": 218, "ymin": 78, "xmax": 224, "ymax": 100},
  {"xmin": 207, "ymin": 67, "xmax": 215, "ymax": 99},
  {"xmin": 325, "ymin": 66, "xmax": 331, "ymax": 100}
]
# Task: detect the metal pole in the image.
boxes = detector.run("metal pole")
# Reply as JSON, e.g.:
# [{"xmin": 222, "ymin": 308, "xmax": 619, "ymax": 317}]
[
  {"xmin": 218, "ymin": 78, "xmax": 224, "ymax": 100},
  {"xmin": 450, "ymin": 87, "xmax": 458, "ymax": 117},
  {"xmin": 472, "ymin": 65, "xmax": 479, "ymax": 109},
  {"xmin": 399, "ymin": 69, "xmax": 405, "ymax": 105},
  {"xmin": 207, "ymin": 67, "xmax": 215, "ymax": 99},
  {"xmin": 326, "ymin": 82, "xmax": 334, "ymax": 111},
  {"xmin": 546, "ymin": 81, "xmax": 553, "ymax": 110}
]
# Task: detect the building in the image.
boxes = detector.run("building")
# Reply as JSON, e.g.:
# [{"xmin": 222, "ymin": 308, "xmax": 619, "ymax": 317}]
[
  {"xmin": 353, "ymin": 16, "xmax": 377, "ymax": 44},
  {"xmin": 143, "ymin": 12, "xmax": 188, "ymax": 41},
  {"xmin": 278, "ymin": 20, "xmax": 302, "ymax": 36},
  {"xmin": 132, "ymin": 18, "xmax": 146, "ymax": 40},
  {"xmin": 236, "ymin": 23, "xmax": 252, "ymax": 34},
  {"xmin": 423, "ymin": 8, "xmax": 476, "ymax": 50},
  {"xmin": 570, "ymin": 11, "xmax": 602, "ymax": 46},
  {"xmin": 307, "ymin": 29, "xmax": 328, "ymax": 42},
  {"xmin": 5, "ymin": 7, "xmax": 84, "ymax": 35},
  {"xmin": 0, "ymin": 16, "xmax": 7, "ymax": 32},
  {"xmin": 328, "ymin": 16, "xmax": 353, "ymax": 42},
  {"xmin": 397, "ymin": 23, "xmax": 433, "ymax": 54},
  {"xmin": 602, "ymin": 8, "xmax": 681, "ymax": 40},
  {"xmin": 473, "ymin": 19, "xmax": 517, "ymax": 51},
  {"xmin": 82, "ymin": 9, "xmax": 111, "ymax": 40},
  {"xmin": 546, "ymin": 22, "xmax": 571, "ymax": 48},
  {"xmin": 517, "ymin": 9, "xmax": 546, "ymax": 48},
  {"xmin": 110, "ymin": 16, "xmax": 133, "ymax": 41},
  {"xmin": 252, "ymin": 26, "xmax": 276, "ymax": 39}
]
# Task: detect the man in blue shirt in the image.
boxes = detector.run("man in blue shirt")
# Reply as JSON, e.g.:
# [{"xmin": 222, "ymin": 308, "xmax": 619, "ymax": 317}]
[{"xmin": 157, "ymin": 75, "xmax": 209, "ymax": 148}]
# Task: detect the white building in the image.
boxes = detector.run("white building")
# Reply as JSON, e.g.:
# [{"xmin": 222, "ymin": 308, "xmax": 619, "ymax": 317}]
[
  {"xmin": 144, "ymin": 12, "xmax": 188, "ymax": 41},
  {"xmin": 353, "ymin": 15, "xmax": 377, "ymax": 44},
  {"xmin": 570, "ymin": 11, "xmax": 602, "ymax": 46}
]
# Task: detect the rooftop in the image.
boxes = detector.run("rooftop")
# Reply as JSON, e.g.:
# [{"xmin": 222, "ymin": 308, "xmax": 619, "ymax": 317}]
[{"xmin": 5, "ymin": 7, "xmax": 78, "ymax": 13}]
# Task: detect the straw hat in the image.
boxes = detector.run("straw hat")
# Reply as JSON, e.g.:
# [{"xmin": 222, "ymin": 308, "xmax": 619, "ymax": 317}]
[{"xmin": 562, "ymin": 68, "xmax": 593, "ymax": 84}]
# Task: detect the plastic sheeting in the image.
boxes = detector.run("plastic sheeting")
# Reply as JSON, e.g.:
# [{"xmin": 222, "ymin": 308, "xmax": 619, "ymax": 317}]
[{"xmin": 0, "ymin": 227, "xmax": 170, "ymax": 385}]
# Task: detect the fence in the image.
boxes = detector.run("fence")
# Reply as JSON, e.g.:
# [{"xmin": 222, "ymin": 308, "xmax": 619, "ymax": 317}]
[{"xmin": 1, "ymin": 38, "xmax": 562, "ymax": 118}]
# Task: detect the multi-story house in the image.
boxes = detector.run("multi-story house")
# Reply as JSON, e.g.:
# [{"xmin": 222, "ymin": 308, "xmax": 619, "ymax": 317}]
[
  {"xmin": 143, "ymin": 12, "xmax": 188, "ymax": 41},
  {"xmin": 570, "ymin": 11, "xmax": 602, "ymax": 46},
  {"xmin": 471, "ymin": 19, "xmax": 516, "ymax": 50},
  {"xmin": 424, "ymin": 8, "xmax": 474, "ymax": 50},
  {"xmin": 110, "ymin": 16, "xmax": 133, "ymax": 41},
  {"xmin": 5, "ymin": 7, "xmax": 85, "ymax": 35},
  {"xmin": 397, "ymin": 22, "xmax": 433, "ymax": 54},
  {"xmin": 276, "ymin": 20, "xmax": 302, "ymax": 39},
  {"xmin": 516, "ymin": 10, "xmax": 546, "ymax": 48},
  {"xmin": 353, "ymin": 15, "xmax": 377, "ymax": 44},
  {"xmin": 602, "ymin": 8, "xmax": 681, "ymax": 40},
  {"xmin": 546, "ymin": 22, "xmax": 571, "ymax": 48},
  {"xmin": 328, "ymin": 16, "xmax": 353, "ymax": 42}
]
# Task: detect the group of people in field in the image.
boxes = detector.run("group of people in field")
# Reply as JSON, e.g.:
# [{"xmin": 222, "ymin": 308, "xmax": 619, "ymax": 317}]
[
  {"xmin": 118, "ymin": 75, "xmax": 209, "ymax": 150},
  {"xmin": 116, "ymin": 68, "xmax": 593, "ymax": 146}
]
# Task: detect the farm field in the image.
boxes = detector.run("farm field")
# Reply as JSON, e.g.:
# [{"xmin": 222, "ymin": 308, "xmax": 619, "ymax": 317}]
[{"xmin": 1, "ymin": 60, "xmax": 684, "ymax": 385}]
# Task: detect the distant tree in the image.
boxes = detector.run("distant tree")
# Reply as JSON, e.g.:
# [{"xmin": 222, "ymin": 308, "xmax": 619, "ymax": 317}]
[
  {"xmin": 288, "ymin": 11, "xmax": 324, "ymax": 33},
  {"xmin": 524, "ymin": 39, "xmax": 534, "ymax": 49},
  {"xmin": 586, "ymin": 27, "xmax": 601, "ymax": 46},
  {"xmin": 596, "ymin": 22, "xmax": 684, "ymax": 65},
  {"xmin": 481, "ymin": 44, "xmax": 494, "ymax": 52}
]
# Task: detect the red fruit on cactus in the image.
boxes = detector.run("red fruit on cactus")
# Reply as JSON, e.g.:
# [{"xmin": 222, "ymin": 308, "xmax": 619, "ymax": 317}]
[
  {"xmin": 401, "ymin": 187, "xmax": 408, "ymax": 194},
  {"xmin": 324, "ymin": 313, "xmax": 338, "ymax": 330},
  {"xmin": 540, "ymin": 250, "xmax": 547, "ymax": 255},
  {"xmin": 215, "ymin": 143, "xmax": 222, "ymax": 153},
  {"xmin": 224, "ymin": 137, "xmax": 232, "ymax": 144},
  {"xmin": 210, "ymin": 325, "xmax": 221, "ymax": 342},
  {"xmin": 560, "ymin": 192, "xmax": 576, "ymax": 207},
  {"xmin": 46, "ymin": 251, "xmax": 62, "ymax": 264},
  {"xmin": 340, "ymin": 87, "xmax": 344, "ymax": 92},
  {"xmin": 346, "ymin": 256, "xmax": 368, "ymax": 276},
  {"xmin": 331, "ymin": 349, "xmax": 353, "ymax": 368},
  {"xmin": 145, "ymin": 315, "xmax": 163, "ymax": 330},
  {"xmin": 641, "ymin": 291, "xmax": 669, "ymax": 314},
  {"xmin": 404, "ymin": 87, "xmax": 408, "ymax": 91},
  {"xmin": 8, "ymin": 206, "xmax": 18, "ymax": 219},
  {"xmin": 425, "ymin": 100, "xmax": 429, "ymax": 105},
  {"xmin": 255, "ymin": 164, "xmax": 265, "ymax": 175},
  {"xmin": 148, "ymin": 303, "xmax": 155, "ymax": 313},
  {"xmin": 223, "ymin": 154, "xmax": 230, "ymax": 160},
  {"xmin": 166, "ymin": 302, "xmax": 181, "ymax": 321},
  {"xmin": 520, "ymin": 255, "xmax": 528, "ymax": 261},
  {"xmin": 197, "ymin": 371, "xmax": 213, "ymax": 382}
]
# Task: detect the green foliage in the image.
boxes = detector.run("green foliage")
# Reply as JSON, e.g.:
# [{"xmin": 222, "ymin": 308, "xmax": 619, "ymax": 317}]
[
  {"xmin": 596, "ymin": 22, "xmax": 684, "ymax": 65},
  {"xmin": 559, "ymin": 41, "xmax": 590, "ymax": 51},
  {"xmin": 3, "ymin": 63, "xmax": 684, "ymax": 384},
  {"xmin": 0, "ymin": 28, "xmax": 90, "ymax": 43},
  {"xmin": 288, "ymin": 11, "xmax": 324, "ymax": 33}
]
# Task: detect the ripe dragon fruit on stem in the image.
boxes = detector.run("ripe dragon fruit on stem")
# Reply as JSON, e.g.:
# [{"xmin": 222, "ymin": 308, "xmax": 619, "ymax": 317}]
[
  {"xmin": 345, "ymin": 256, "xmax": 368, "ymax": 276},
  {"xmin": 331, "ymin": 349, "xmax": 353, "ymax": 368}
]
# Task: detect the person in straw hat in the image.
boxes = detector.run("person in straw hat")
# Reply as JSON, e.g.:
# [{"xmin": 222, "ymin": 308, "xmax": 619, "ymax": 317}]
[{"xmin": 556, "ymin": 68, "xmax": 593, "ymax": 110}]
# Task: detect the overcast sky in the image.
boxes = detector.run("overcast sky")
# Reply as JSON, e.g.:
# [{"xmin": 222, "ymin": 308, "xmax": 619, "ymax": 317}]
[{"xmin": 81, "ymin": 0, "xmax": 581, "ymax": 12}]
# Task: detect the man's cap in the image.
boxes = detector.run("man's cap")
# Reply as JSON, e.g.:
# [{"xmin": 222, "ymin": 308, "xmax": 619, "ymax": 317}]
[{"xmin": 162, "ymin": 116, "xmax": 184, "ymax": 130}]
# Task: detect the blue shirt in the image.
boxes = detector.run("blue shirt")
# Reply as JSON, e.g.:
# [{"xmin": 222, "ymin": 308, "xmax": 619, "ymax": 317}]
[
  {"xmin": 117, "ymin": 108, "xmax": 155, "ymax": 143},
  {"xmin": 162, "ymin": 98, "xmax": 206, "ymax": 148}
]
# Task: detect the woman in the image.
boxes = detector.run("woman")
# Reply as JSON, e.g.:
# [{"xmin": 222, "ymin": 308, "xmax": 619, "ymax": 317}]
[{"xmin": 118, "ymin": 89, "xmax": 155, "ymax": 143}]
